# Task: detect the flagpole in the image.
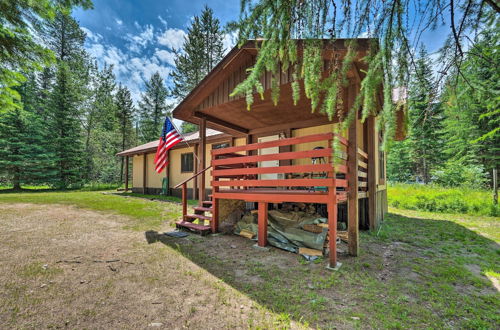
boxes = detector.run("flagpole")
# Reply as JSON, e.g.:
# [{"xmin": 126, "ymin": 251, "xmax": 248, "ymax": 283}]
[{"xmin": 170, "ymin": 117, "xmax": 201, "ymax": 164}]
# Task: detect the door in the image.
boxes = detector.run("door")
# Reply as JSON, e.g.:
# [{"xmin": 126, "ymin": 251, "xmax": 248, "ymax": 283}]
[{"xmin": 258, "ymin": 135, "xmax": 281, "ymax": 180}]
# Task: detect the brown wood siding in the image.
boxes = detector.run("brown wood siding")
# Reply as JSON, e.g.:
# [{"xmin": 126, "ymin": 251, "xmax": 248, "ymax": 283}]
[{"xmin": 197, "ymin": 57, "xmax": 306, "ymax": 113}]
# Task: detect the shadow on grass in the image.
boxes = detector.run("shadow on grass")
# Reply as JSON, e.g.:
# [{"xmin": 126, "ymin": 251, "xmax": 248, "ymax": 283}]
[{"xmin": 144, "ymin": 211, "xmax": 499, "ymax": 328}]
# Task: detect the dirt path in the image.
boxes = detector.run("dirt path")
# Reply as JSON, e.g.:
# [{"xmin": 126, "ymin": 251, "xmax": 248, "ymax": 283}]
[{"xmin": 0, "ymin": 203, "xmax": 291, "ymax": 329}]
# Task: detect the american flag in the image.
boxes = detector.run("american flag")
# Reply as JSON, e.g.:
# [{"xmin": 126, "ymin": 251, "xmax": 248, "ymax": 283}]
[{"xmin": 154, "ymin": 117, "xmax": 183, "ymax": 173}]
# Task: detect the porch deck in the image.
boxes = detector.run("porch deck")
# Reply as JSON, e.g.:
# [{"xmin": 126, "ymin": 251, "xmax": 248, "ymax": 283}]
[{"xmin": 176, "ymin": 131, "xmax": 370, "ymax": 268}]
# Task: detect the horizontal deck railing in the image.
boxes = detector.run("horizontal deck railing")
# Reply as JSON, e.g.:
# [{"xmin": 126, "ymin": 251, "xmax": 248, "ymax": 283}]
[{"xmin": 211, "ymin": 132, "xmax": 348, "ymax": 195}]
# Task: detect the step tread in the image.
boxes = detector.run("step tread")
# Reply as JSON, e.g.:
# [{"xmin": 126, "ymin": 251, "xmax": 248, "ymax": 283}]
[
  {"xmin": 176, "ymin": 220, "xmax": 211, "ymax": 232},
  {"xmin": 194, "ymin": 206, "xmax": 213, "ymax": 212},
  {"xmin": 185, "ymin": 213, "xmax": 212, "ymax": 221},
  {"xmin": 202, "ymin": 200, "xmax": 213, "ymax": 205}
]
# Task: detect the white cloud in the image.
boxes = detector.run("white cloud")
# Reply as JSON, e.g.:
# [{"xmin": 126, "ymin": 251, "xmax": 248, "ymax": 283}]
[
  {"xmin": 157, "ymin": 28, "xmax": 186, "ymax": 50},
  {"xmin": 82, "ymin": 26, "xmax": 103, "ymax": 42},
  {"xmin": 155, "ymin": 49, "xmax": 176, "ymax": 66},
  {"xmin": 158, "ymin": 15, "xmax": 167, "ymax": 26},
  {"xmin": 222, "ymin": 32, "xmax": 237, "ymax": 54},
  {"xmin": 115, "ymin": 18, "xmax": 123, "ymax": 26},
  {"xmin": 126, "ymin": 24, "xmax": 154, "ymax": 53}
]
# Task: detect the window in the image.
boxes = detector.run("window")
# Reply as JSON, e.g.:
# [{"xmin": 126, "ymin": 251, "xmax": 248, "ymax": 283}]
[
  {"xmin": 181, "ymin": 153, "xmax": 194, "ymax": 172},
  {"xmin": 212, "ymin": 142, "xmax": 230, "ymax": 150}
]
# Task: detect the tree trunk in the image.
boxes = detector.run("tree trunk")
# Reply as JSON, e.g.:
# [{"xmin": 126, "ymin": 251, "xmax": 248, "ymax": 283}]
[{"xmin": 12, "ymin": 168, "xmax": 21, "ymax": 191}]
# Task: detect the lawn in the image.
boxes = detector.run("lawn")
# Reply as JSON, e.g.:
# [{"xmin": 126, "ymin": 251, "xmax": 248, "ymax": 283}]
[
  {"xmin": 388, "ymin": 183, "xmax": 498, "ymax": 217},
  {"xmin": 0, "ymin": 191, "xmax": 498, "ymax": 328}
]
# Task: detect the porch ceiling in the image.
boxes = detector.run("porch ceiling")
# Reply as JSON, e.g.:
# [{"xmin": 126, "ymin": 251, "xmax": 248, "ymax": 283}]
[
  {"xmin": 195, "ymin": 82, "xmax": 336, "ymax": 135},
  {"xmin": 172, "ymin": 39, "xmax": 376, "ymax": 136}
]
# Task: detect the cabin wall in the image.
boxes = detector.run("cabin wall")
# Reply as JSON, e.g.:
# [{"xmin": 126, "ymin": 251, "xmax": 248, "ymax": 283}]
[
  {"xmin": 169, "ymin": 146, "xmax": 196, "ymax": 190},
  {"xmin": 146, "ymin": 153, "xmax": 165, "ymax": 189},
  {"xmin": 132, "ymin": 154, "xmax": 144, "ymax": 189}
]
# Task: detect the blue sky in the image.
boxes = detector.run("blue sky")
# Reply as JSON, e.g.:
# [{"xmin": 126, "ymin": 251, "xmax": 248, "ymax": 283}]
[
  {"xmin": 73, "ymin": 0, "xmax": 240, "ymax": 102},
  {"xmin": 73, "ymin": 1, "xmax": 450, "ymax": 104}
]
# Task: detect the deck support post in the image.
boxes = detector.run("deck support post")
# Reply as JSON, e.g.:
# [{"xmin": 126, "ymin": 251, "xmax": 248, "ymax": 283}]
[
  {"xmin": 348, "ymin": 113, "xmax": 359, "ymax": 256},
  {"xmin": 258, "ymin": 202, "xmax": 268, "ymax": 247},
  {"xmin": 367, "ymin": 115, "xmax": 377, "ymax": 230},
  {"xmin": 199, "ymin": 118, "xmax": 206, "ymax": 204},
  {"xmin": 124, "ymin": 156, "xmax": 129, "ymax": 192},
  {"xmin": 327, "ymin": 191, "xmax": 338, "ymax": 268},
  {"xmin": 211, "ymin": 198, "xmax": 219, "ymax": 233},
  {"xmin": 182, "ymin": 183, "xmax": 187, "ymax": 220}
]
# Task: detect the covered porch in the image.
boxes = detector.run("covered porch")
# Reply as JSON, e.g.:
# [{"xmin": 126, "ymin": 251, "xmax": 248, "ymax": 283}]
[{"xmin": 172, "ymin": 40, "xmax": 384, "ymax": 269}]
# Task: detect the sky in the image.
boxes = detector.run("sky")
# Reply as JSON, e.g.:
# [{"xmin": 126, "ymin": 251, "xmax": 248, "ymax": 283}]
[
  {"xmin": 73, "ymin": 0, "xmax": 240, "ymax": 103},
  {"xmin": 73, "ymin": 1, "xmax": 452, "ymax": 105}
]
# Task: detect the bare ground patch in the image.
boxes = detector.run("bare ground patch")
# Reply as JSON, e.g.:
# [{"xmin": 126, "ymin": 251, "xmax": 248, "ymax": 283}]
[{"xmin": 0, "ymin": 203, "xmax": 295, "ymax": 329}]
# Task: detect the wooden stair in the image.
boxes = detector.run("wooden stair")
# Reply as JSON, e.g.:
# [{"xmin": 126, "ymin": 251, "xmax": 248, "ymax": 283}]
[{"xmin": 176, "ymin": 195, "xmax": 214, "ymax": 235}]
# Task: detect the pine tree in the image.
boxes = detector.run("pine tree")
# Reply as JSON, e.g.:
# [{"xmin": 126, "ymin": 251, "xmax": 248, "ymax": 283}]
[
  {"xmin": 0, "ymin": 0, "xmax": 92, "ymax": 111},
  {"xmin": 170, "ymin": 5, "xmax": 225, "ymax": 133},
  {"xmin": 43, "ymin": 11, "xmax": 88, "ymax": 188},
  {"xmin": 0, "ymin": 75, "xmax": 55, "ymax": 189},
  {"xmin": 200, "ymin": 5, "xmax": 225, "ymax": 74},
  {"xmin": 180, "ymin": 122, "xmax": 198, "ymax": 134},
  {"xmin": 441, "ymin": 23, "xmax": 499, "ymax": 184},
  {"xmin": 406, "ymin": 47, "xmax": 445, "ymax": 183},
  {"xmin": 170, "ymin": 17, "xmax": 206, "ymax": 99},
  {"xmin": 115, "ymin": 84, "xmax": 136, "ymax": 181},
  {"xmin": 170, "ymin": 5, "xmax": 225, "ymax": 99},
  {"xmin": 82, "ymin": 62, "xmax": 117, "ymax": 180},
  {"xmin": 138, "ymin": 72, "xmax": 170, "ymax": 142}
]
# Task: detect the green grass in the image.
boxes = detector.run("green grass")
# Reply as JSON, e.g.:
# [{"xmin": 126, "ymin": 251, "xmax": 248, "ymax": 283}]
[
  {"xmin": 157, "ymin": 207, "xmax": 500, "ymax": 328},
  {"xmin": 388, "ymin": 183, "xmax": 498, "ymax": 217},
  {"xmin": 0, "ymin": 191, "xmax": 185, "ymax": 231},
  {"xmin": 0, "ymin": 190, "xmax": 498, "ymax": 328}
]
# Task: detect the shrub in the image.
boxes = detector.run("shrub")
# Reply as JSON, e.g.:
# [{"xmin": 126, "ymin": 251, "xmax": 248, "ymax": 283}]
[
  {"xmin": 388, "ymin": 183, "xmax": 497, "ymax": 217},
  {"xmin": 432, "ymin": 161, "xmax": 488, "ymax": 189}
]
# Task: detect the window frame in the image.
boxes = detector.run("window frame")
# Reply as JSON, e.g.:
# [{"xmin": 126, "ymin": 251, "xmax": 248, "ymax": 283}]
[
  {"xmin": 211, "ymin": 141, "xmax": 231, "ymax": 150},
  {"xmin": 180, "ymin": 152, "xmax": 194, "ymax": 173}
]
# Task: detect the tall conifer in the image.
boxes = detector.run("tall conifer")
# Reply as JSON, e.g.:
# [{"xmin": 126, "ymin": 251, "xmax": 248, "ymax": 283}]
[
  {"xmin": 44, "ymin": 11, "xmax": 88, "ymax": 188},
  {"xmin": 115, "ymin": 84, "xmax": 136, "ymax": 181},
  {"xmin": 138, "ymin": 72, "xmax": 170, "ymax": 142}
]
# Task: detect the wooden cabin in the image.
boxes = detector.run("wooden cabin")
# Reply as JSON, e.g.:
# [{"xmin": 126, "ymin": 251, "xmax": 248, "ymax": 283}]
[
  {"xmin": 119, "ymin": 39, "xmax": 388, "ymax": 269},
  {"xmin": 117, "ymin": 129, "xmax": 232, "ymax": 198}
]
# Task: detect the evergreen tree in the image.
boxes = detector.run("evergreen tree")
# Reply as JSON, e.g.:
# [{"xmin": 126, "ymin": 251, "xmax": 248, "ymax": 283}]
[
  {"xmin": 0, "ymin": 76, "xmax": 54, "ymax": 189},
  {"xmin": 115, "ymin": 84, "xmax": 136, "ymax": 181},
  {"xmin": 407, "ymin": 47, "xmax": 445, "ymax": 183},
  {"xmin": 82, "ymin": 63, "xmax": 117, "ymax": 180},
  {"xmin": 180, "ymin": 122, "xmax": 198, "ymax": 134},
  {"xmin": 44, "ymin": 11, "xmax": 88, "ymax": 188},
  {"xmin": 170, "ymin": 5, "xmax": 225, "ymax": 100},
  {"xmin": 200, "ymin": 5, "xmax": 225, "ymax": 74},
  {"xmin": 170, "ymin": 17, "xmax": 205, "ymax": 100},
  {"xmin": 138, "ymin": 72, "xmax": 170, "ymax": 142},
  {"xmin": 387, "ymin": 139, "xmax": 413, "ymax": 182},
  {"xmin": 441, "ymin": 22, "xmax": 499, "ymax": 184},
  {"xmin": 170, "ymin": 5, "xmax": 225, "ymax": 134},
  {"xmin": 387, "ymin": 47, "xmax": 445, "ymax": 183},
  {"xmin": 0, "ymin": 0, "xmax": 92, "ymax": 110}
]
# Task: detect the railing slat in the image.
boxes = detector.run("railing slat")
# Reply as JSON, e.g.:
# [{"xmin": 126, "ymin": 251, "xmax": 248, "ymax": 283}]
[
  {"xmin": 212, "ymin": 178, "xmax": 334, "ymax": 187},
  {"xmin": 357, "ymin": 148, "xmax": 368, "ymax": 159},
  {"xmin": 213, "ymin": 163, "xmax": 333, "ymax": 177},
  {"xmin": 212, "ymin": 149, "xmax": 333, "ymax": 166},
  {"xmin": 358, "ymin": 160, "xmax": 368, "ymax": 169},
  {"xmin": 358, "ymin": 170, "xmax": 368, "ymax": 178},
  {"xmin": 212, "ymin": 132, "xmax": 347, "ymax": 156}
]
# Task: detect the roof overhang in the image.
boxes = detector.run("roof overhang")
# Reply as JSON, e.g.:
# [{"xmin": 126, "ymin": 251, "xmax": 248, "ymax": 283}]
[{"xmin": 172, "ymin": 39, "xmax": 378, "ymax": 135}]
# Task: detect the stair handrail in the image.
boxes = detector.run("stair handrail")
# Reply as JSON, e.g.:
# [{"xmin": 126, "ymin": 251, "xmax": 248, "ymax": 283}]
[
  {"xmin": 174, "ymin": 165, "xmax": 212, "ymax": 220},
  {"xmin": 173, "ymin": 165, "xmax": 212, "ymax": 189}
]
